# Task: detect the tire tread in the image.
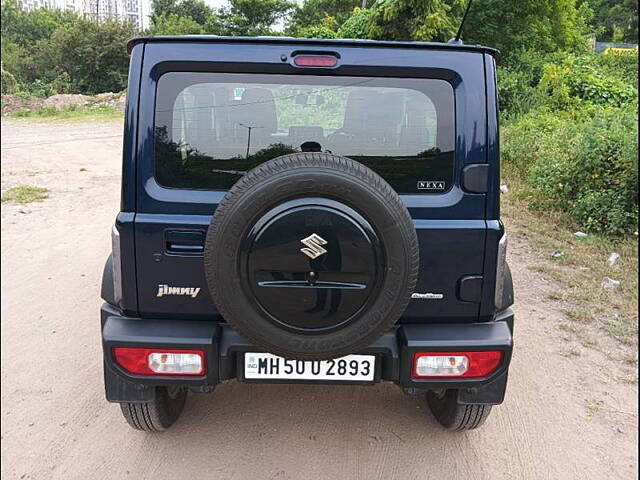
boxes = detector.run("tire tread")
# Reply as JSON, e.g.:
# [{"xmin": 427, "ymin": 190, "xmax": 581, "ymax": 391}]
[
  {"xmin": 426, "ymin": 390, "xmax": 493, "ymax": 431},
  {"xmin": 119, "ymin": 387, "xmax": 187, "ymax": 432}
]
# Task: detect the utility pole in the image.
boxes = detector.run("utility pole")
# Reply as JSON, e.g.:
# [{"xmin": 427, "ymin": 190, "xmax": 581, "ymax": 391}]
[
  {"xmin": 239, "ymin": 123, "xmax": 263, "ymax": 158},
  {"xmin": 361, "ymin": 0, "xmax": 366, "ymax": 8}
]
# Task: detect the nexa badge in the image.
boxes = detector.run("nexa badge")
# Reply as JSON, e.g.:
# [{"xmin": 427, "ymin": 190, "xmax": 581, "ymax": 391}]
[
  {"xmin": 417, "ymin": 180, "xmax": 446, "ymax": 190},
  {"xmin": 157, "ymin": 285, "xmax": 201, "ymax": 298}
]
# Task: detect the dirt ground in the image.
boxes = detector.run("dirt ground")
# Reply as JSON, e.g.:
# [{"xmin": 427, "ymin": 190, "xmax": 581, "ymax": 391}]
[{"xmin": 1, "ymin": 119, "xmax": 638, "ymax": 480}]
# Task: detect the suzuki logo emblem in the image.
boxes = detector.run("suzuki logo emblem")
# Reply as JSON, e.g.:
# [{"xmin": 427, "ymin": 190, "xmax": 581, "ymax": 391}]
[{"xmin": 300, "ymin": 233, "xmax": 328, "ymax": 259}]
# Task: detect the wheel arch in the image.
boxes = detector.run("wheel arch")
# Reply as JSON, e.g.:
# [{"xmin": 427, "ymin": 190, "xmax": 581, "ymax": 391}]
[{"xmin": 101, "ymin": 254, "xmax": 115, "ymax": 306}]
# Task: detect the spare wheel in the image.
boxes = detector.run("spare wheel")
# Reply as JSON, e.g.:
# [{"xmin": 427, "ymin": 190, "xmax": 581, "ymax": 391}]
[{"xmin": 204, "ymin": 153, "xmax": 419, "ymax": 360}]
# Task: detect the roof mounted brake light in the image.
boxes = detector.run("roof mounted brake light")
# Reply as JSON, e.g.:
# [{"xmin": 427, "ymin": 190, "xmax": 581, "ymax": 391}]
[{"xmin": 293, "ymin": 55, "xmax": 338, "ymax": 68}]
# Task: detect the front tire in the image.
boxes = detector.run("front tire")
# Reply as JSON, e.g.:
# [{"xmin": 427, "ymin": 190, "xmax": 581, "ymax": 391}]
[
  {"xmin": 426, "ymin": 389, "xmax": 492, "ymax": 430},
  {"xmin": 119, "ymin": 386, "xmax": 187, "ymax": 432}
]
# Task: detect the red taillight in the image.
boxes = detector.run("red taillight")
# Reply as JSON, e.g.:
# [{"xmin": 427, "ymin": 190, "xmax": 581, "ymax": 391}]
[
  {"xmin": 411, "ymin": 351, "xmax": 503, "ymax": 379},
  {"xmin": 113, "ymin": 347, "xmax": 205, "ymax": 376},
  {"xmin": 293, "ymin": 55, "xmax": 338, "ymax": 67}
]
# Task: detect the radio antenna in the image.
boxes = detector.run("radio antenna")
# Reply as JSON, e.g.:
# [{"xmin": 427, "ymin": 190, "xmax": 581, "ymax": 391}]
[{"xmin": 452, "ymin": 0, "xmax": 474, "ymax": 43}]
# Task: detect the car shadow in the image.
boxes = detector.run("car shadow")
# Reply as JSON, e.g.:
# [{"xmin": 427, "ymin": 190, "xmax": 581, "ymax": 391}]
[{"xmin": 126, "ymin": 381, "xmax": 486, "ymax": 478}]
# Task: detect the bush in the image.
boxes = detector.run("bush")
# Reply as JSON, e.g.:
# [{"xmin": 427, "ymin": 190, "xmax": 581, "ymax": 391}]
[
  {"xmin": 1, "ymin": 40, "xmax": 32, "ymax": 89},
  {"xmin": 49, "ymin": 71, "xmax": 72, "ymax": 95},
  {"xmin": 501, "ymin": 111, "xmax": 570, "ymax": 179},
  {"xmin": 566, "ymin": 61, "xmax": 637, "ymax": 106},
  {"xmin": 23, "ymin": 78, "xmax": 55, "ymax": 97},
  {"xmin": 504, "ymin": 105, "xmax": 638, "ymax": 235},
  {"xmin": 1, "ymin": 2, "xmax": 134, "ymax": 95},
  {"xmin": 498, "ymin": 69, "xmax": 544, "ymax": 118},
  {"xmin": 537, "ymin": 62, "xmax": 578, "ymax": 110},
  {"xmin": 499, "ymin": 49, "xmax": 638, "ymax": 116},
  {"xmin": 498, "ymin": 50, "xmax": 568, "ymax": 117},
  {"xmin": 33, "ymin": 18, "xmax": 135, "ymax": 94},
  {"xmin": 500, "ymin": 48, "xmax": 639, "ymax": 236},
  {"xmin": 531, "ymin": 105, "xmax": 637, "ymax": 234},
  {"xmin": 1, "ymin": 63, "xmax": 19, "ymax": 94},
  {"xmin": 597, "ymin": 47, "xmax": 639, "ymax": 84}
]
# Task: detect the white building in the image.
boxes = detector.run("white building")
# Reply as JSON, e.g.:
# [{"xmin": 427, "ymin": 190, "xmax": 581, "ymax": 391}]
[
  {"xmin": 17, "ymin": 0, "xmax": 151, "ymax": 30},
  {"xmin": 19, "ymin": 0, "xmax": 53, "ymax": 9}
]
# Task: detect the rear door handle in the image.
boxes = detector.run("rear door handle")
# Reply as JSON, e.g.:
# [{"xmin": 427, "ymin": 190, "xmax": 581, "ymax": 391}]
[{"xmin": 164, "ymin": 230, "xmax": 206, "ymax": 254}]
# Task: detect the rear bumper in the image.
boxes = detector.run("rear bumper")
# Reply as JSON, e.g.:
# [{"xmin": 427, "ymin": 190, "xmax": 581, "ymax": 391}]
[{"xmin": 101, "ymin": 303, "xmax": 513, "ymax": 405}]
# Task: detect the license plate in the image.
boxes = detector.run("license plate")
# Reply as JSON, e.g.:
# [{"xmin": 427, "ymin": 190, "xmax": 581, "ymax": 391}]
[{"xmin": 244, "ymin": 353, "xmax": 375, "ymax": 382}]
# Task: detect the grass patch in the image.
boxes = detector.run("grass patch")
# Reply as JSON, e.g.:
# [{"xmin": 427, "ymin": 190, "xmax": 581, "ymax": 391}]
[
  {"xmin": 580, "ymin": 337, "xmax": 599, "ymax": 349},
  {"xmin": 561, "ymin": 347, "xmax": 582, "ymax": 358},
  {"xmin": 586, "ymin": 399, "xmax": 605, "ymax": 419},
  {"xmin": 1, "ymin": 185, "xmax": 50, "ymax": 204},
  {"xmin": 622, "ymin": 352, "xmax": 637, "ymax": 366},
  {"xmin": 547, "ymin": 291, "xmax": 566, "ymax": 301},
  {"xmin": 502, "ymin": 171, "xmax": 638, "ymax": 347},
  {"xmin": 564, "ymin": 307, "xmax": 593, "ymax": 323},
  {"xmin": 558, "ymin": 322, "xmax": 585, "ymax": 335},
  {"xmin": 7, "ymin": 105, "xmax": 122, "ymax": 122}
]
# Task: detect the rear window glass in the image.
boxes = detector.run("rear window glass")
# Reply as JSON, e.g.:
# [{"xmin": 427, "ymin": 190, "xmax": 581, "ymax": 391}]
[{"xmin": 155, "ymin": 72, "xmax": 455, "ymax": 194}]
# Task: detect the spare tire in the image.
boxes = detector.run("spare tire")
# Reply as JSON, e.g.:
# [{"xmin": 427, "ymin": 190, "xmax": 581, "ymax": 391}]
[{"xmin": 204, "ymin": 153, "xmax": 418, "ymax": 360}]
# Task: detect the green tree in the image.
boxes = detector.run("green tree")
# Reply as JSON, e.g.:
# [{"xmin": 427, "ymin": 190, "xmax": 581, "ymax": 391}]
[
  {"xmin": 464, "ymin": 0, "xmax": 591, "ymax": 57},
  {"xmin": 150, "ymin": 0, "xmax": 213, "ymax": 26},
  {"xmin": 297, "ymin": 24, "xmax": 338, "ymax": 39},
  {"xmin": 36, "ymin": 18, "xmax": 136, "ymax": 94},
  {"xmin": 1, "ymin": 0, "xmax": 81, "ymax": 94},
  {"xmin": 365, "ymin": 0, "xmax": 466, "ymax": 42},
  {"xmin": 287, "ymin": 0, "xmax": 360, "ymax": 34},
  {"xmin": 1, "ymin": 0, "xmax": 78, "ymax": 46},
  {"xmin": 335, "ymin": 0, "xmax": 592, "ymax": 57},
  {"xmin": 218, "ymin": 0, "xmax": 296, "ymax": 36},
  {"xmin": 336, "ymin": 7, "xmax": 373, "ymax": 39},
  {"xmin": 579, "ymin": 0, "xmax": 638, "ymax": 42},
  {"xmin": 0, "ymin": 39, "xmax": 26, "ymax": 84},
  {"xmin": 149, "ymin": 12, "xmax": 205, "ymax": 34}
]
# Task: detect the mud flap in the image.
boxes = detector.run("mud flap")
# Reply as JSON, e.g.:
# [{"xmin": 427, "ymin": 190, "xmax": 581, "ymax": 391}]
[
  {"xmin": 457, "ymin": 369, "xmax": 508, "ymax": 405},
  {"xmin": 104, "ymin": 361, "xmax": 156, "ymax": 403}
]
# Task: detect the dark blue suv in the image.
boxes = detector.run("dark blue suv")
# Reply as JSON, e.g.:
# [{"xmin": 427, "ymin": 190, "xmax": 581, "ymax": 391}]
[{"xmin": 101, "ymin": 36, "xmax": 514, "ymax": 432}]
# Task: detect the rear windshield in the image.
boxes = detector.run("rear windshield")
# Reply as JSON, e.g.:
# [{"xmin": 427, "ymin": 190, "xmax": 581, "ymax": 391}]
[{"xmin": 155, "ymin": 72, "xmax": 455, "ymax": 194}]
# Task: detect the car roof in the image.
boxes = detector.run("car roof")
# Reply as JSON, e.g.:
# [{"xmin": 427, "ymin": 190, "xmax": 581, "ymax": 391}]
[{"xmin": 127, "ymin": 35, "xmax": 499, "ymax": 58}]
